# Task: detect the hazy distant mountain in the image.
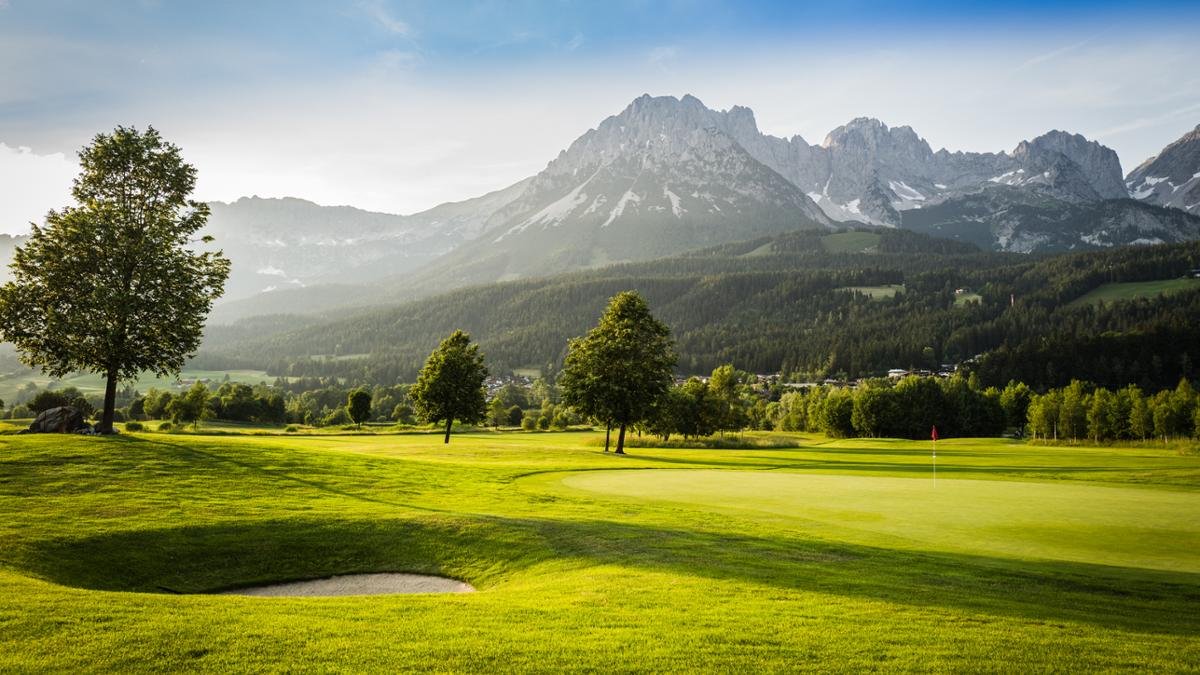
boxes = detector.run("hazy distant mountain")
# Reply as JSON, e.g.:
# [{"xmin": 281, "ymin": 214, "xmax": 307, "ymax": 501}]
[
  {"xmin": 203, "ymin": 179, "xmax": 529, "ymax": 300},
  {"xmin": 1127, "ymin": 123, "xmax": 1200, "ymax": 216}
]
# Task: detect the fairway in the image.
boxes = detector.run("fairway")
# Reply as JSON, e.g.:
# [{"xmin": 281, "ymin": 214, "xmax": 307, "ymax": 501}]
[
  {"xmin": 2, "ymin": 431, "xmax": 1199, "ymax": 671},
  {"xmin": 559, "ymin": 470, "xmax": 1200, "ymax": 572}
]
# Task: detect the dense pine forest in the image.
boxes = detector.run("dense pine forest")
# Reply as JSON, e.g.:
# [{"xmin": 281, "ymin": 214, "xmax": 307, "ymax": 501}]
[{"xmin": 198, "ymin": 229, "xmax": 1200, "ymax": 391}]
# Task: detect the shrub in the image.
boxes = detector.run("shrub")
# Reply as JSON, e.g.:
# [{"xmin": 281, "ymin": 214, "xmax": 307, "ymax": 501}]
[
  {"xmin": 28, "ymin": 390, "xmax": 72, "ymax": 414},
  {"xmin": 157, "ymin": 421, "xmax": 174, "ymax": 432},
  {"xmin": 284, "ymin": 424, "xmax": 300, "ymax": 433},
  {"xmin": 124, "ymin": 421, "xmax": 144, "ymax": 432}
]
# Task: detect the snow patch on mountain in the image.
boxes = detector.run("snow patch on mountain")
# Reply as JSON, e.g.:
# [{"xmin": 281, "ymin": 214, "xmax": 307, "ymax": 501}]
[
  {"xmin": 602, "ymin": 190, "xmax": 642, "ymax": 227},
  {"xmin": 663, "ymin": 186, "xmax": 684, "ymax": 217}
]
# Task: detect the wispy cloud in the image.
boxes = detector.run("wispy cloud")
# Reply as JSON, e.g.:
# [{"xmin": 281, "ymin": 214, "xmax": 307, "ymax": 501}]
[
  {"xmin": 564, "ymin": 32, "xmax": 585, "ymax": 51},
  {"xmin": 1093, "ymin": 100, "xmax": 1200, "ymax": 138},
  {"xmin": 357, "ymin": 0, "xmax": 410, "ymax": 36},
  {"xmin": 648, "ymin": 45, "xmax": 678, "ymax": 70},
  {"xmin": 1012, "ymin": 36, "xmax": 1095, "ymax": 73}
]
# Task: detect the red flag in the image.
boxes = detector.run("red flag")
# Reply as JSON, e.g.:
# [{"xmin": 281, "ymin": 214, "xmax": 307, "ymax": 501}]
[{"xmin": 931, "ymin": 425, "xmax": 938, "ymax": 441}]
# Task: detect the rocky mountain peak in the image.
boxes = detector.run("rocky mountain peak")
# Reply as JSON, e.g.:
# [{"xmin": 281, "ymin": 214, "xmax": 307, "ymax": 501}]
[
  {"xmin": 1126, "ymin": 121, "xmax": 1200, "ymax": 215},
  {"xmin": 821, "ymin": 117, "xmax": 887, "ymax": 149},
  {"xmin": 1012, "ymin": 130, "xmax": 1125, "ymax": 199}
]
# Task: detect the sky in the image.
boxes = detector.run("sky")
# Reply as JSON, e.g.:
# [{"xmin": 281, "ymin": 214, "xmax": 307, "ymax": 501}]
[{"xmin": 2, "ymin": 0, "xmax": 1200, "ymax": 233}]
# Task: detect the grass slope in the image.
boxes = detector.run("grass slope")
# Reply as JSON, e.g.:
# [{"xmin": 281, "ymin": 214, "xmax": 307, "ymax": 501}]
[
  {"xmin": 821, "ymin": 231, "xmax": 881, "ymax": 253},
  {"xmin": 2, "ymin": 431, "xmax": 1199, "ymax": 671},
  {"xmin": 1068, "ymin": 277, "xmax": 1200, "ymax": 307}
]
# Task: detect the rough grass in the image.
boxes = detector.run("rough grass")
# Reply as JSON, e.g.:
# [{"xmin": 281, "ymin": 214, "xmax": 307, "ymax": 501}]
[
  {"xmin": 1068, "ymin": 277, "xmax": 1200, "ymax": 307},
  {"xmin": 822, "ymin": 231, "xmax": 882, "ymax": 253},
  {"xmin": 1, "ymin": 431, "xmax": 1199, "ymax": 671}
]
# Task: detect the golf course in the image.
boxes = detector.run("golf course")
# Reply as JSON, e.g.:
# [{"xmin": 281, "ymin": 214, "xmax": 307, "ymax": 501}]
[{"xmin": 2, "ymin": 430, "xmax": 1198, "ymax": 671}]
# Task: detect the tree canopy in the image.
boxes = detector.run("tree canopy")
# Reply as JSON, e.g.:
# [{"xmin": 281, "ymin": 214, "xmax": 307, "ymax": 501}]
[
  {"xmin": 0, "ymin": 126, "xmax": 230, "ymax": 432},
  {"xmin": 347, "ymin": 388, "xmax": 372, "ymax": 428},
  {"xmin": 409, "ymin": 330, "xmax": 488, "ymax": 443},
  {"xmin": 559, "ymin": 290, "xmax": 676, "ymax": 454}
]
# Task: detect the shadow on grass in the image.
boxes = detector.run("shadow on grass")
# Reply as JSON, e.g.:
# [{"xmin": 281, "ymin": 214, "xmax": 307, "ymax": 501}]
[{"xmin": 13, "ymin": 512, "xmax": 1200, "ymax": 638}]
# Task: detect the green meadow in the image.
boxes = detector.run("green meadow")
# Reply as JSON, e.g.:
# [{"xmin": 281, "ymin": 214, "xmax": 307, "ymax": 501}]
[
  {"xmin": 837, "ymin": 284, "xmax": 904, "ymax": 300},
  {"xmin": 821, "ymin": 231, "xmax": 882, "ymax": 253},
  {"xmin": 1068, "ymin": 277, "xmax": 1200, "ymax": 307},
  {"xmin": 2, "ymin": 430, "xmax": 1199, "ymax": 671}
]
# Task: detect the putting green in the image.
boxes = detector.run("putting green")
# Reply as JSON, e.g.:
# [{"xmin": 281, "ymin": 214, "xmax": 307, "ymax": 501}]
[{"xmin": 559, "ymin": 469, "xmax": 1200, "ymax": 573}]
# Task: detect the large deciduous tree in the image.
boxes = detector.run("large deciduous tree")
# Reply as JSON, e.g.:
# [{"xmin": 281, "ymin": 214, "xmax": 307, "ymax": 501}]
[
  {"xmin": 0, "ymin": 126, "xmax": 230, "ymax": 433},
  {"xmin": 560, "ymin": 291, "xmax": 676, "ymax": 454},
  {"xmin": 410, "ymin": 330, "xmax": 488, "ymax": 443}
]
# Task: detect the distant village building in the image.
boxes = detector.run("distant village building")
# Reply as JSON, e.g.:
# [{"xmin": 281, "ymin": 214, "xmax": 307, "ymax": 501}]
[
  {"xmin": 887, "ymin": 369, "xmax": 908, "ymax": 379},
  {"xmin": 1189, "ymin": 268, "xmax": 1200, "ymax": 279}
]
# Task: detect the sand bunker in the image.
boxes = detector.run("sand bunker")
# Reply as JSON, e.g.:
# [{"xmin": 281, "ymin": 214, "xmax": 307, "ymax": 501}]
[{"xmin": 219, "ymin": 573, "xmax": 475, "ymax": 597}]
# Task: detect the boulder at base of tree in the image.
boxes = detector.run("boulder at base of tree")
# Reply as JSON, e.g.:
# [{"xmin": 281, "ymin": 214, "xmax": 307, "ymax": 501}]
[{"xmin": 26, "ymin": 406, "xmax": 89, "ymax": 434}]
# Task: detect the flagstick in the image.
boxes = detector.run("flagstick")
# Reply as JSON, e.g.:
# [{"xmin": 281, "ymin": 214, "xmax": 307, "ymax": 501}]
[{"xmin": 933, "ymin": 438, "xmax": 936, "ymax": 486}]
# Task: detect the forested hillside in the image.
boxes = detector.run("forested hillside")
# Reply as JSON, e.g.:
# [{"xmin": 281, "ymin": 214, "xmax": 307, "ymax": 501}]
[{"xmin": 201, "ymin": 229, "xmax": 1200, "ymax": 391}]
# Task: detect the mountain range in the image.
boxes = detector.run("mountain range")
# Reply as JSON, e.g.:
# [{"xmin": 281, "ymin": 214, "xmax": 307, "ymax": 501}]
[{"xmin": 5, "ymin": 94, "xmax": 1200, "ymax": 319}]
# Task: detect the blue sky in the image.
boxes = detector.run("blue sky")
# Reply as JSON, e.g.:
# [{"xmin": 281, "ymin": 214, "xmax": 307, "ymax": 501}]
[{"xmin": 2, "ymin": 0, "xmax": 1199, "ymax": 231}]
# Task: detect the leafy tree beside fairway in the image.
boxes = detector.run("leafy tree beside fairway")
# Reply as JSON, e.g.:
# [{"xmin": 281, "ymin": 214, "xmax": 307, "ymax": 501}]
[
  {"xmin": 0, "ymin": 127, "xmax": 230, "ymax": 433},
  {"xmin": 410, "ymin": 330, "xmax": 488, "ymax": 443},
  {"xmin": 560, "ymin": 291, "xmax": 677, "ymax": 454},
  {"xmin": 1027, "ymin": 378, "xmax": 1197, "ymax": 442},
  {"xmin": 167, "ymin": 381, "xmax": 212, "ymax": 430},
  {"xmin": 347, "ymin": 388, "xmax": 372, "ymax": 428}
]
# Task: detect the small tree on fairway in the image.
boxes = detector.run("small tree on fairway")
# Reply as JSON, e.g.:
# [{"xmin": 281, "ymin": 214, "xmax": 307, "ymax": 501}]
[
  {"xmin": 410, "ymin": 330, "xmax": 488, "ymax": 443},
  {"xmin": 347, "ymin": 388, "xmax": 372, "ymax": 428},
  {"xmin": 0, "ymin": 127, "xmax": 230, "ymax": 434},
  {"xmin": 559, "ymin": 291, "xmax": 676, "ymax": 454}
]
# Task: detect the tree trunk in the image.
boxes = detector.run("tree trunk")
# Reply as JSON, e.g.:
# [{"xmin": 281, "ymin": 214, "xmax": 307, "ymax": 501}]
[
  {"xmin": 98, "ymin": 367, "xmax": 118, "ymax": 434},
  {"xmin": 444, "ymin": 418, "xmax": 452, "ymax": 444},
  {"xmin": 604, "ymin": 424, "xmax": 611, "ymax": 452},
  {"xmin": 615, "ymin": 423, "xmax": 627, "ymax": 454}
]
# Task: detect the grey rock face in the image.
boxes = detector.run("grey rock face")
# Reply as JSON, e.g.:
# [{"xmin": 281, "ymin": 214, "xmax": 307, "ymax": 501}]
[
  {"xmin": 27, "ymin": 406, "xmax": 88, "ymax": 434},
  {"xmin": 695, "ymin": 107, "xmax": 1128, "ymax": 228},
  {"xmin": 1127, "ymin": 124, "xmax": 1200, "ymax": 216},
  {"xmin": 1011, "ymin": 130, "xmax": 1127, "ymax": 199},
  {"xmin": 406, "ymin": 97, "xmax": 1200, "ymax": 279},
  {"xmin": 421, "ymin": 95, "xmax": 833, "ymax": 288},
  {"xmin": 901, "ymin": 186, "xmax": 1200, "ymax": 252}
]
